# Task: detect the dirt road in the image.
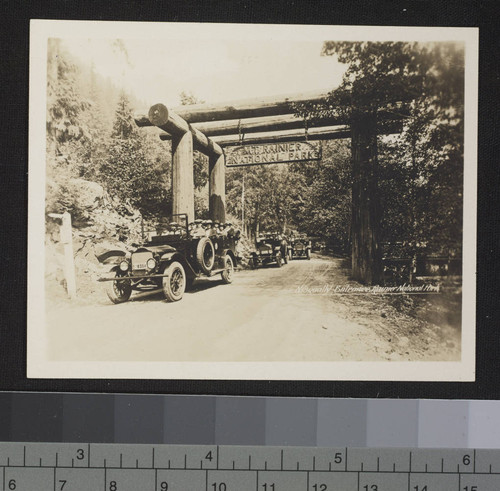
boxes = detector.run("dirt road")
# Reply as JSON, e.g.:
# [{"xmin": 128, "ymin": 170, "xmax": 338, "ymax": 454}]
[{"xmin": 46, "ymin": 255, "xmax": 460, "ymax": 362}]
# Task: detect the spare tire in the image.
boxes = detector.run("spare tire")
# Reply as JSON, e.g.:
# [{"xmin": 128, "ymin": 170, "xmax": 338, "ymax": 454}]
[{"xmin": 196, "ymin": 236, "xmax": 215, "ymax": 274}]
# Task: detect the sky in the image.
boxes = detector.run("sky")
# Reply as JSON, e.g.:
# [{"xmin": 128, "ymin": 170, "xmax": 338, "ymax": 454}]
[{"xmin": 61, "ymin": 36, "xmax": 346, "ymax": 109}]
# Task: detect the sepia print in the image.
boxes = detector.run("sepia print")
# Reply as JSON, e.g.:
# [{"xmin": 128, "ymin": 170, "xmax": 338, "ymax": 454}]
[{"xmin": 28, "ymin": 21, "xmax": 478, "ymax": 380}]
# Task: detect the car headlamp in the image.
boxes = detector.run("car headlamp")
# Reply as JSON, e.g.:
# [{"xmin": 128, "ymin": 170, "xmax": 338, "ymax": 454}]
[
  {"xmin": 146, "ymin": 257, "xmax": 157, "ymax": 270},
  {"xmin": 119, "ymin": 260, "xmax": 129, "ymax": 272}
]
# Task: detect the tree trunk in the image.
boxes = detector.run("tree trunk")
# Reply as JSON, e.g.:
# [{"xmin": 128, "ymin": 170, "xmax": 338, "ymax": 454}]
[{"xmin": 350, "ymin": 112, "xmax": 382, "ymax": 285}]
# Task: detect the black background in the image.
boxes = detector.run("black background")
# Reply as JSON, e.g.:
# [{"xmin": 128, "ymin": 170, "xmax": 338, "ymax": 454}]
[{"xmin": 0, "ymin": 0, "xmax": 498, "ymax": 398}]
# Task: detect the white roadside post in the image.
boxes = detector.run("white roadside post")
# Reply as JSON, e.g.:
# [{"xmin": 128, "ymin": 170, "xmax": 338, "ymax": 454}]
[{"xmin": 49, "ymin": 212, "xmax": 77, "ymax": 299}]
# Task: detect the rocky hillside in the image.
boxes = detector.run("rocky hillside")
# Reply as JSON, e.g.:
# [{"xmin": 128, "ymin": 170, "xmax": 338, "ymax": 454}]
[
  {"xmin": 46, "ymin": 178, "xmax": 144, "ymax": 305},
  {"xmin": 45, "ymin": 177, "xmax": 255, "ymax": 305}
]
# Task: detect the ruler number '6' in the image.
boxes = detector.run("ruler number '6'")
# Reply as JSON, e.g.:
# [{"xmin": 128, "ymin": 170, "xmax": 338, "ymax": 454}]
[{"xmin": 8, "ymin": 480, "xmax": 16, "ymax": 490}]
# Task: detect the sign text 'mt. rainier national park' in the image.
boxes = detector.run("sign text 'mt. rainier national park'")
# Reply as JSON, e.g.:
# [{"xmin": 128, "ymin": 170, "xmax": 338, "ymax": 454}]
[{"xmin": 225, "ymin": 141, "xmax": 322, "ymax": 167}]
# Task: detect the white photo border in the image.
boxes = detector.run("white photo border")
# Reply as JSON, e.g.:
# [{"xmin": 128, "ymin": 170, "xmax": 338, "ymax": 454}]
[{"xmin": 28, "ymin": 20, "xmax": 478, "ymax": 381}]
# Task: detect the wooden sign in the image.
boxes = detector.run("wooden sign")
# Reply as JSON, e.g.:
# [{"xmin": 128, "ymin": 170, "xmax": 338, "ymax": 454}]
[{"xmin": 225, "ymin": 141, "xmax": 321, "ymax": 167}]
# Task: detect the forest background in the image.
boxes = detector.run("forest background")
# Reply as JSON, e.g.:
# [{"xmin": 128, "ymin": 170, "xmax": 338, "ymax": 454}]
[{"xmin": 45, "ymin": 38, "xmax": 464, "ymax": 296}]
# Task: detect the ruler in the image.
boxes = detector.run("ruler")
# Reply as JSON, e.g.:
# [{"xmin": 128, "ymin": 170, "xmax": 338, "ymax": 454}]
[{"xmin": 0, "ymin": 443, "xmax": 499, "ymax": 491}]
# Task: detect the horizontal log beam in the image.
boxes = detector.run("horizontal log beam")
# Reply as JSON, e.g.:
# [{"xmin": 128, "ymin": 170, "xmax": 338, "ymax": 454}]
[
  {"xmin": 159, "ymin": 120, "xmax": 401, "ymax": 147},
  {"xmin": 135, "ymin": 112, "xmax": 343, "ymax": 136},
  {"xmin": 160, "ymin": 125, "xmax": 349, "ymax": 144},
  {"xmin": 146, "ymin": 104, "xmax": 223, "ymax": 156},
  {"xmin": 170, "ymin": 89, "xmax": 331, "ymax": 123},
  {"xmin": 136, "ymin": 107, "xmax": 406, "ymax": 140},
  {"xmin": 213, "ymin": 126, "xmax": 351, "ymax": 146},
  {"xmin": 189, "ymin": 113, "xmax": 345, "ymax": 137}
]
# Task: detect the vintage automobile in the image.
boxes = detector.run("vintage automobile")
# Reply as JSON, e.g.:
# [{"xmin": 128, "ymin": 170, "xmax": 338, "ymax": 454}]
[
  {"xmin": 97, "ymin": 214, "xmax": 239, "ymax": 304},
  {"xmin": 249, "ymin": 232, "xmax": 288, "ymax": 269},
  {"xmin": 289, "ymin": 234, "xmax": 312, "ymax": 260}
]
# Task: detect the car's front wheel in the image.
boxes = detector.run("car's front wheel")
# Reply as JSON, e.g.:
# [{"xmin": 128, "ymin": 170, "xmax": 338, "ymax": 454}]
[
  {"xmin": 162, "ymin": 261, "xmax": 186, "ymax": 302},
  {"xmin": 221, "ymin": 254, "xmax": 234, "ymax": 284},
  {"xmin": 105, "ymin": 270, "xmax": 132, "ymax": 304}
]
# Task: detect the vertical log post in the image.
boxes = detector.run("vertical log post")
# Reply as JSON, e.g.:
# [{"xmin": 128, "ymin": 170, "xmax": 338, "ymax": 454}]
[
  {"xmin": 171, "ymin": 131, "xmax": 195, "ymax": 223},
  {"xmin": 350, "ymin": 112, "xmax": 382, "ymax": 285},
  {"xmin": 209, "ymin": 153, "xmax": 226, "ymax": 223}
]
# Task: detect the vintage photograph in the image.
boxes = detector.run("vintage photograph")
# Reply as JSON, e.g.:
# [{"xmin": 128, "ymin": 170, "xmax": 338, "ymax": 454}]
[{"xmin": 28, "ymin": 21, "xmax": 477, "ymax": 380}]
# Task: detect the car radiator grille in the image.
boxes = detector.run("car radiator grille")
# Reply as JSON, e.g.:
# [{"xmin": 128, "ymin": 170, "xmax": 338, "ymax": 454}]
[{"xmin": 131, "ymin": 252, "xmax": 153, "ymax": 270}]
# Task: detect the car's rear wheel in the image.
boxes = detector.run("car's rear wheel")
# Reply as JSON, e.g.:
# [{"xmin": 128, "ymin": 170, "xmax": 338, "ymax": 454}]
[
  {"xmin": 275, "ymin": 252, "xmax": 283, "ymax": 268},
  {"xmin": 105, "ymin": 270, "xmax": 132, "ymax": 304},
  {"xmin": 162, "ymin": 261, "xmax": 186, "ymax": 302},
  {"xmin": 196, "ymin": 237, "xmax": 215, "ymax": 274},
  {"xmin": 221, "ymin": 254, "xmax": 234, "ymax": 284}
]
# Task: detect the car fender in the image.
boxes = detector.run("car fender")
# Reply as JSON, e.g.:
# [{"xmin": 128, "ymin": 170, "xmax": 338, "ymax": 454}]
[
  {"xmin": 160, "ymin": 251, "xmax": 183, "ymax": 263},
  {"xmin": 96, "ymin": 250, "xmax": 126, "ymax": 264},
  {"xmin": 221, "ymin": 248, "xmax": 237, "ymax": 266},
  {"xmin": 159, "ymin": 251, "xmax": 196, "ymax": 276}
]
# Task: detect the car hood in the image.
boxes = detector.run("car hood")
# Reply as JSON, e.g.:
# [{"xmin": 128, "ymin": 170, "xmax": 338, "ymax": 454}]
[{"xmin": 134, "ymin": 245, "xmax": 177, "ymax": 254}]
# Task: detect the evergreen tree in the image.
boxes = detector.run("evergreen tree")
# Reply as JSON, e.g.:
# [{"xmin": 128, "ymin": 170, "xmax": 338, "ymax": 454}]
[
  {"xmin": 45, "ymin": 39, "xmax": 92, "ymax": 215},
  {"xmin": 46, "ymin": 39, "xmax": 91, "ymax": 150},
  {"xmin": 98, "ymin": 93, "xmax": 170, "ymax": 218},
  {"xmin": 112, "ymin": 92, "xmax": 137, "ymax": 139},
  {"xmin": 292, "ymin": 41, "xmax": 464, "ymax": 283}
]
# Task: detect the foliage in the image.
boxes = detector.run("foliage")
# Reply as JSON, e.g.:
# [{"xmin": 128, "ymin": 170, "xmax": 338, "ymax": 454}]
[
  {"xmin": 179, "ymin": 91, "xmax": 205, "ymax": 106},
  {"xmin": 227, "ymin": 162, "xmax": 310, "ymax": 236},
  {"xmin": 45, "ymin": 38, "xmax": 465, "ymax": 274},
  {"xmin": 46, "ymin": 39, "xmax": 92, "ymax": 147},
  {"xmin": 294, "ymin": 141, "xmax": 352, "ymax": 253},
  {"xmin": 97, "ymin": 93, "xmax": 171, "ymax": 218},
  {"xmin": 290, "ymin": 41, "xmax": 464, "ymax": 261},
  {"xmin": 46, "ymin": 40, "xmax": 93, "ymax": 218},
  {"xmin": 46, "ymin": 41, "xmax": 171, "ymax": 223}
]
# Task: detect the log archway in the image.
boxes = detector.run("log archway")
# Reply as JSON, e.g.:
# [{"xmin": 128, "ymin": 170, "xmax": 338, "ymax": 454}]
[{"xmin": 136, "ymin": 90, "xmax": 405, "ymax": 284}]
